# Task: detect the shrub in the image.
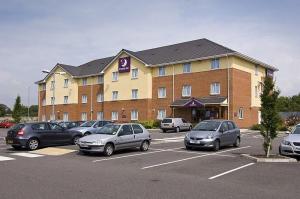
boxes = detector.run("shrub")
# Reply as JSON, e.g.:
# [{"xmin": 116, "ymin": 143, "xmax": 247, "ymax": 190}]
[
  {"xmin": 139, "ymin": 120, "xmax": 160, "ymax": 129},
  {"xmin": 277, "ymin": 124, "xmax": 289, "ymax": 131},
  {"xmin": 250, "ymin": 124, "xmax": 262, "ymax": 130}
]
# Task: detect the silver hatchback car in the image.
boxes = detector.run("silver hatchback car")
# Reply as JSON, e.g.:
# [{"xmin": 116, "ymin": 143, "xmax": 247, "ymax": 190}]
[
  {"xmin": 77, "ymin": 123, "xmax": 151, "ymax": 156},
  {"xmin": 184, "ymin": 120, "xmax": 240, "ymax": 151},
  {"xmin": 279, "ymin": 125, "xmax": 300, "ymax": 156}
]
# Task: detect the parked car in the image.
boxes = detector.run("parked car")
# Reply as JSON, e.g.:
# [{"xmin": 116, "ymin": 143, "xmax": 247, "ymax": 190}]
[
  {"xmin": 77, "ymin": 123, "xmax": 151, "ymax": 156},
  {"xmin": 184, "ymin": 120, "xmax": 240, "ymax": 151},
  {"xmin": 58, "ymin": 121, "xmax": 84, "ymax": 129},
  {"xmin": 72, "ymin": 120, "xmax": 112, "ymax": 136},
  {"xmin": 0, "ymin": 121, "xmax": 15, "ymax": 128},
  {"xmin": 279, "ymin": 125, "xmax": 300, "ymax": 156},
  {"xmin": 160, "ymin": 118, "xmax": 192, "ymax": 133},
  {"xmin": 5, "ymin": 122, "xmax": 83, "ymax": 150}
]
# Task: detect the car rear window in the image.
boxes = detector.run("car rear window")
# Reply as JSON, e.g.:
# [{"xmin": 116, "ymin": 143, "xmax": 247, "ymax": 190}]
[
  {"xmin": 162, "ymin": 119, "xmax": 172, "ymax": 123},
  {"xmin": 11, "ymin": 124, "xmax": 25, "ymax": 131}
]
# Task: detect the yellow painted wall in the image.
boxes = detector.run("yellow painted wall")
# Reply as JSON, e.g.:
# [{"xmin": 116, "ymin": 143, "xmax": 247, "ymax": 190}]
[
  {"xmin": 45, "ymin": 67, "xmax": 79, "ymax": 105},
  {"xmin": 103, "ymin": 52, "xmax": 152, "ymax": 101}
]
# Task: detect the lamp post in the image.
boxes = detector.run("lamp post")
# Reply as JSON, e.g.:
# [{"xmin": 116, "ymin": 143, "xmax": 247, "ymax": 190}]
[{"xmin": 42, "ymin": 70, "xmax": 66, "ymax": 121}]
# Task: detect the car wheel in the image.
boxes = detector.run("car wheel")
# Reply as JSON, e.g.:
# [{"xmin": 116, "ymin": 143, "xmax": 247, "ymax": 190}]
[
  {"xmin": 140, "ymin": 140, "xmax": 150, "ymax": 151},
  {"xmin": 104, "ymin": 143, "xmax": 114, "ymax": 156},
  {"xmin": 27, "ymin": 138, "xmax": 39, "ymax": 150},
  {"xmin": 73, "ymin": 136, "xmax": 81, "ymax": 145},
  {"xmin": 162, "ymin": 129, "xmax": 167, "ymax": 133},
  {"xmin": 185, "ymin": 145, "xmax": 192, "ymax": 150},
  {"xmin": 176, "ymin": 127, "xmax": 180, "ymax": 133},
  {"xmin": 188, "ymin": 126, "xmax": 192, "ymax": 131},
  {"xmin": 84, "ymin": 132, "xmax": 91, "ymax": 136},
  {"xmin": 233, "ymin": 137, "xmax": 240, "ymax": 147},
  {"xmin": 213, "ymin": 140, "xmax": 220, "ymax": 151}
]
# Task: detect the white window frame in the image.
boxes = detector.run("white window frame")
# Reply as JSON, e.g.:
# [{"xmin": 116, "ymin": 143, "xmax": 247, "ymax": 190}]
[
  {"xmin": 82, "ymin": 78, "xmax": 87, "ymax": 86},
  {"xmin": 50, "ymin": 81, "xmax": 55, "ymax": 90},
  {"xmin": 132, "ymin": 89, "xmax": 138, "ymax": 99},
  {"xmin": 131, "ymin": 68, "xmax": 138, "ymax": 79},
  {"xmin": 238, "ymin": 108, "xmax": 244, "ymax": 119},
  {"xmin": 97, "ymin": 111, "xmax": 104, "ymax": 120},
  {"xmin": 63, "ymin": 112, "xmax": 69, "ymax": 121},
  {"xmin": 97, "ymin": 93, "xmax": 104, "ymax": 102},
  {"xmin": 182, "ymin": 85, "xmax": 192, "ymax": 97},
  {"xmin": 51, "ymin": 97, "xmax": 55, "ymax": 105},
  {"xmin": 111, "ymin": 111, "xmax": 118, "ymax": 121},
  {"xmin": 42, "ymin": 98, "xmax": 46, "ymax": 106},
  {"xmin": 81, "ymin": 112, "xmax": 87, "ymax": 121},
  {"xmin": 158, "ymin": 66, "xmax": 166, "ymax": 76},
  {"xmin": 211, "ymin": 58, "xmax": 220, "ymax": 70},
  {"xmin": 210, "ymin": 83, "xmax": 220, "ymax": 95},
  {"xmin": 50, "ymin": 113, "xmax": 55, "ymax": 120},
  {"xmin": 98, "ymin": 75, "xmax": 104, "ymax": 84},
  {"xmin": 183, "ymin": 63, "xmax": 191, "ymax": 73},
  {"xmin": 255, "ymin": 65, "xmax": 259, "ymax": 76},
  {"xmin": 112, "ymin": 72, "xmax": 119, "ymax": 82},
  {"xmin": 42, "ymin": 114, "xmax": 46, "ymax": 122},
  {"xmin": 157, "ymin": 109, "xmax": 166, "ymax": 120},
  {"xmin": 158, "ymin": 87, "xmax": 166, "ymax": 98},
  {"xmin": 64, "ymin": 96, "xmax": 68, "ymax": 104},
  {"xmin": 82, "ymin": 95, "xmax": 87, "ymax": 104},
  {"xmin": 131, "ymin": 110, "xmax": 138, "ymax": 121},
  {"xmin": 64, "ymin": 79, "xmax": 69, "ymax": 88},
  {"xmin": 112, "ymin": 91, "xmax": 118, "ymax": 101}
]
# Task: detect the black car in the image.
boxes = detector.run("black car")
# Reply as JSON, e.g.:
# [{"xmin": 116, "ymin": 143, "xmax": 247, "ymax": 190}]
[
  {"xmin": 5, "ymin": 122, "xmax": 82, "ymax": 150},
  {"xmin": 58, "ymin": 121, "xmax": 84, "ymax": 129}
]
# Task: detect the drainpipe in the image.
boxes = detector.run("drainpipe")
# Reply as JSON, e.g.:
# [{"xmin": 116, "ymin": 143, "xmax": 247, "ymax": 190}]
[
  {"xmin": 172, "ymin": 65, "xmax": 175, "ymax": 117},
  {"xmin": 90, "ymin": 78, "xmax": 93, "ymax": 120},
  {"xmin": 226, "ymin": 54, "xmax": 230, "ymax": 120}
]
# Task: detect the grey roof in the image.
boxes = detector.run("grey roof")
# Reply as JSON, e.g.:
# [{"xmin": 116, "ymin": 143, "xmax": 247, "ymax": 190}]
[
  {"xmin": 171, "ymin": 96, "xmax": 227, "ymax": 107},
  {"xmin": 76, "ymin": 56, "xmax": 115, "ymax": 77}
]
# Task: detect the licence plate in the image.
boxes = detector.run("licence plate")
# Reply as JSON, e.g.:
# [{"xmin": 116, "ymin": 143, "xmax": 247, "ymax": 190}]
[
  {"xmin": 80, "ymin": 144, "xmax": 88, "ymax": 147},
  {"xmin": 6, "ymin": 140, "xmax": 13, "ymax": 144},
  {"xmin": 190, "ymin": 140, "xmax": 200, "ymax": 144}
]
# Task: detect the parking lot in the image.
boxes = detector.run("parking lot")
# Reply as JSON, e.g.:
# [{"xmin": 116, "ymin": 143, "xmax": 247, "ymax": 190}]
[{"xmin": 0, "ymin": 128, "xmax": 300, "ymax": 199}]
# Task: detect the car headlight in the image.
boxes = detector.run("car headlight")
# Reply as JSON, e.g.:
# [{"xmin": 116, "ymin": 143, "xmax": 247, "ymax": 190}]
[
  {"xmin": 206, "ymin": 135, "xmax": 213, "ymax": 139},
  {"xmin": 282, "ymin": 140, "xmax": 291, "ymax": 145},
  {"xmin": 92, "ymin": 140, "xmax": 104, "ymax": 145}
]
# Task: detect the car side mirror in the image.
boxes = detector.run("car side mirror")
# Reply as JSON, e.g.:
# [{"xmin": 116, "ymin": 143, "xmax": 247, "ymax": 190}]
[{"xmin": 219, "ymin": 128, "xmax": 224, "ymax": 133}]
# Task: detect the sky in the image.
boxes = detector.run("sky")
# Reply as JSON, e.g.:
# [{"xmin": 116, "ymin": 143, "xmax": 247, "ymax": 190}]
[{"xmin": 0, "ymin": 0, "xmax": 299, "ymax": 108}]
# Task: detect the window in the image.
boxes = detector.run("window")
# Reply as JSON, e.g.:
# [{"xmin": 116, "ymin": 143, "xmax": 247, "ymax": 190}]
[
  {"xmin": 82, "ymin": 95, "xmax": 87, "ymax": 104},
  {"xmin": 42, "ymin": 115, "xmax": 46, "ymax": 122},
  {"xmin": 255, "ymin": 65, "xmax": 258, "ymax": 76},
  {"xmin": 227, "ymin": 122, "xmax": 234, "ymax": 130},
  {"xmin": 131, "ymin": 110, "xmax": 138, "ymax": 120},
  {"xmin": 42, "ymin": 84, "xmax": 46, "ymax": 91},
  {"xmin": 158, "ymin": 87, "xmax": 166, "ymax": 98},
  {"xmin": 97, "ymin": 93, "xmax": 104, "ymax": 102},
  {"xmin": 183, "ymin": 63, "xmax": 191, "ymax": 73},
  {"xmin": 97, "ymin": 112, "xmax": 104, "ymax": 120},
  {"xmin": 50, "ymin": 113, "xmax": 55, "ymax": 120},
  {"xmin": 64, "ymin": 79, "xmax": 69, "ymax": 88},
  {"xmin": 82, "ymin": 78, "xmax": 87, "ymax": 86},
  {"xmin": 112, "ymin": 72, "xmax": 119, "ymax": 81},
  {"xmin": 255, "ymin": 86, "xmax": 258, "ymax": 98},
  {"xmin": 220, "ymin": 122, "xmax": 229, "ymax": 132},
  {"xmin": 132, "ymin": 124, "xmax": 143, "ymax": 134},
  {"xmin": 132, "ymin": 89, "xmax": 138, "ymax": 99},
  {"xmin": 64, "ymin": 96, "xmax": 68, "ymax": 104},
  {"xmin": 98, "ymin": 75, "xmax": 104, "ymax": 84},
  {"xmin": 50, "ymin": 81, "xmax": 55, "ymax": 90},
  {"xmin": 51, "ymin": 97, "xmax": 55, "ymax": 105},
  {"xmin": 49, "ymin": 123, "xmax": 63, "ymax": 131},
  {"xmin": 211, "ymin": 58, "xmax": 220, "ymax": 69},
  {"xmin": 157, "ymin": 109, "xmax": 166, "ymax": 120},
  {"xmin": 119, "ymin": 125, "xmax": 133, "ymax": 136},
  {"xmin": 210, "ymin": 83, "xmax": 220, "ymax": 95},
  {"xmin": 81, "ymin": 112, "xmax": 87, "ymax": 121},
  {"xmin": 132, "ymin": 68, "xmax": 138, "ymax": 79},
  {"xmin": 112, "ymin": 91, "xmax": 118, "ymax": 101},
  {"xmin": 238, "ymin": 108, "xmax": 244, "ymax": 119},
  {"xmin": 111, "ymin": 111, "xmax": 118, "ymax": 121},
  {"xmin": 63, "ymin": 112, "xmax": 69, "ymax": 121},
  {"xmin": 42, "ymin": 98, "xmax": 46, "ymax": 106},
  {"xmin": 158, "ymin": 66, "xmax": 166, "ymax": 76},
  {"xmin": 32, "ymin": 123, "xmax": 48, "ymax": 130},
  {"xmin": 182, "ymin": 85, "xmax": 192, "ymax": 97}
]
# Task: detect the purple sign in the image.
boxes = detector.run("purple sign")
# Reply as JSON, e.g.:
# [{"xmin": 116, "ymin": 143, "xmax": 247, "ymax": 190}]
[
  {"xmin": 184, "ymin": 98, "xmax": 204, "ymax": 108},
  {"xmin": 118, "ymin": 57, "xmax": 131, "ymax": 73}
]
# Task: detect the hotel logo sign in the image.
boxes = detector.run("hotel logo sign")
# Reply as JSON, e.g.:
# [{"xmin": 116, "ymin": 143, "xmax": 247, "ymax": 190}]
[{"xmin": 118, "ymin": 57, "xmax": 131, "ymax": 73}]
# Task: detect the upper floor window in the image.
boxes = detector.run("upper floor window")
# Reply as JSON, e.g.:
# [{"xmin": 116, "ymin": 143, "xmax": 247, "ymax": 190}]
[
  {"xmin": 132, "ymin": 68, "xmax": 138, "ymax": 79},
  {"xmin": 50, "ymin": 81, "xmax": 55, "ymax": 90},
  {"xmin": 238, "ymin": 108, "xmax": 244, "ymax": 119},
  {"xmin": 131, "ymin": 110, "xmax": 138, "ymax": 120},
  {"xmin": 183, "ymin": 63, "xmax": 191, "ymax": 73},
  {"xmin": 255, "ymin": 65, "xmax": 259, "ymax": 76},
  {"xmin": 112, "ymin": 72, "xmax": 119, "ymax": 82},
  {"xmin": 182, "ymin": 85, "xmax": 192, "ymax": 97},
  {"xmin": 132, "ymin": 89, "xmax": 138, "ymax": 99},
  {"xmin": 64, "ymin": 96, "xmax": 68, "ymax": 104},
  {"xmin": 210, "ymin": 83, "xmax": 220, "ymax": 95},
  {"xmin": 64, "ymin": 79, "xmax": 69, "ymax": 88},
  {"xmin": 51, "ymin": 97, "xmax": 55, "ymax": 105},
  {"xmin": 111, "ymin": 111, "xmax": 118, "ymax": 121},
  {"xmin": 97, "ymin": 93, "xmax": 104, "ymax": 102},
  {"xmin": 158, "ymin": 87, "xmax": 166, "ymax": 98},
  {"xmin": 82, "ymin": 78, "xmax": 87, "ymax": 86},
  {"xmin": 82, "ymin": 95, "xmax": 87, "ymax": 104},
  {"xmin": 158, "ymin": 66, "xmax": 166, "ymax": 76},
  {"xmin": 63, "ymin": 112, "xmax": 69, "ymax": 121},
  {"xmin": 98, "ymin": 75, "xmax": 104, "ymax": 84},
  {"xmin": 42, "ymin": 84, "xmax": 46, "ymax": 91},
  {"xmin": 211, "ymin": 58, "xmax": 220, "ymax": 69},
  {"xmin": 112, "ymin": 91, "xmax": 118, "ymax": 101}
]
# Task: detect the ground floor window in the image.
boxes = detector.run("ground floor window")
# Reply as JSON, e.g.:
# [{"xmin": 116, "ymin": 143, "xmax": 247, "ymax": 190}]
[
  {"xmin": 131, "ymin": 110, "xmax": 138, "ymax": 120},
  {"xmin": 50, "ymin": 113, "xmax": 55, "ymax": 120},
  {"xmin": 81, "ymin": 112, "xmax": 87, "ymax": 121},
  {"xmin": 157, "ymin": 109, "xmax": 166, "ymax": 120},
  {"xmin": 42, "ymin": 114, "xmax": 46, "ymax": 121},
  {"xmin": 63, "ymin": 112, "xmax": 69, "ymax": 121},
  {"xmin": 97, "ymin": 111, "xmax": 104, "ymax": 120},
  {"xmin": 238, "ymin": 108, "xmax": 244, "ymax": 119},
  {"xmin": 112, "ymin": 111, "xmax": 118, "ymax": 121}
]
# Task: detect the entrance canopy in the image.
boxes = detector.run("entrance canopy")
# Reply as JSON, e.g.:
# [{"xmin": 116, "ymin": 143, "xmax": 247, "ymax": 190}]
[{"xmin": 170, "ymin": 96, "xmax": 228, "ymax": 108}]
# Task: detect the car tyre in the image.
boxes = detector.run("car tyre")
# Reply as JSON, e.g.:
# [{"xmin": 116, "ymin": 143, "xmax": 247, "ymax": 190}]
[
  {"xmin": 213, "ymin": 140, "xmax": 220, "ymax": 151},
  {"xmin": 188, "ymin": 126, "xmax": 192, "ymax": 131},
  {"xmin": 140, "ymin": 140, "xmax": 150, "ymax": 151},
  {"xmin": 176, "ymin": 127, "xmax": 180, "ymax": 133},
  {"xmin": 27, "ymin": 138, "xmax": 39, "ymax": 151},
  {"xmin": 185, "ymin": 145, "xmax": 192, "ymax": 150},
  {"xmin": 104, "ymin": 143, "xmax": 114, "ymax": 156},
  {"xmin": 233, "ymin": 137, "xmax": 240, "ymax": 147},
  {"xmin": 162, "ymin": 129, "xmax": 167, "ymax": 133},
  {"xmin": 73, "ymin": 136, "xmax": 81, "ymax": 145}
]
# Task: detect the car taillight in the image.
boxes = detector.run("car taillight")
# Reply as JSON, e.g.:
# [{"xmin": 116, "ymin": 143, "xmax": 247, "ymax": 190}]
[{"xmin": 17, "ymin": 128, "xmax": 25, "ymax": 136}]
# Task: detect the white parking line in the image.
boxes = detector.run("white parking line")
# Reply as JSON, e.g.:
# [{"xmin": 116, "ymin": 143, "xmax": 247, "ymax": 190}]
[
  {"xmin": 11, "ymin": 153, "xmax": 44, "ymax": 158},
  {"xmin": 208, "ymin": 163, "xmax": 255, "ymax": 180},
  {"xmin": 152, "ymin": 136, "xmax": 184, "ymax": 141},
  {"xmin": 93, "ymin": 147, "xmax": 183, "ymax": 163},
  {"xmin": 0, "ymin": 156, "xmax": 15, "ymax": 161},
  {"xmin": 141, "ymin": 146, "xmax": 251, "ymax": 170}
]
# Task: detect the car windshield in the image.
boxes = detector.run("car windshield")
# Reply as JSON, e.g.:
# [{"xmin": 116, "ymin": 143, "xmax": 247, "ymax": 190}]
[
  {"xmin": 292, "ymin": 127, "xmax": 300, "ymax": 134},
  {"xmin": 96, "ymin": 124, "xmax": 121, "ymax": 135},
  {"xmin": 80, "ymin": 121, "xmax": 96, "ymax": 127},
  {"xmin": 193, "ymin": 121, "xmax": 221, "ymax": 131}
]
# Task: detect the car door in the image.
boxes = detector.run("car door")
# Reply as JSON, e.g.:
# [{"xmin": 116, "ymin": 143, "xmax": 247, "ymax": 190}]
[
  {"xmin": 115, "ymin": 125, "xmax": 135, "ymax": 149},
  {"xmin": 31, "ymin": 123, "xmax": 52, "ymax": 145},
  {"xmin": 132, "ymin": 124, "xmax": 145, "ymax": 147},
  {"xmin": 48, "ymin": 123, "xmax": 71, "ymax": 144},
  {"xmin": 181, "ymin": 119, "xmax": 189, "ymax": 130},
  {"xmin": 227, "ymin": 121, "xmax": 237, "ymax": 144},
  {"xmin": 219, "ymin": 122, "xmax": 230, "ymax": 146}
]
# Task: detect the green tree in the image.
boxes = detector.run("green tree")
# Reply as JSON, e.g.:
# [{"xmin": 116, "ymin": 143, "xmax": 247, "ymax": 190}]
[
  {"xmin": 260, "ymin": 77, "xmax": 281, "ymax": 157},
  {"xmin": 0, "ymin": 104, "xmax": 6, "ymax": 117},
  {"xmin": 12, "ymin": 96, "xmax": 22, "ymax": 123},
  {"xmin": 29, "ymin": 105, "xmax": 38, "ymax": 117}
]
